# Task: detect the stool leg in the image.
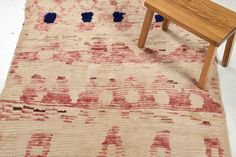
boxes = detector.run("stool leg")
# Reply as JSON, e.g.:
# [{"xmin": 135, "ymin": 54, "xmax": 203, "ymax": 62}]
[
  {"xmin": 199, "ymin": 44, "xmax": 217, "ymax": 89},
  {"xmin": 162, "ymin": 18, "xmax": 169, "ymax": 31},
  {"xmin": 222, "ymin": 33, "xmax": 235, "ymax": 67},
  {"xmin": 138, "ymin": 8, "xmax": 154, "ymax": 48}
]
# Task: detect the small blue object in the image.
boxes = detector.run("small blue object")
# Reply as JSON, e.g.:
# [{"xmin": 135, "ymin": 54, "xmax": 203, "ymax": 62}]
[
  {"xmin": 155, "ymin": 14, "xmax": 164, "ymax": 22},
  {"xmin": 113, "ymin": 11, "xmax": 126, "ymax": 22},
  {"xmin": 44, "ymin": 12, "xmax": 57, "ymax": 24},
  {"xmin": 81, "ymin": 12, "xmax": 94, "ymax": 22}
]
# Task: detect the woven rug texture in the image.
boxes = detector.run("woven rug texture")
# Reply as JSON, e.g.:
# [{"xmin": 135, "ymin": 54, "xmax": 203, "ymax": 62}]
[{"xmin": 0, "ymin": 0, "xmax": 232, "ymax": 156}]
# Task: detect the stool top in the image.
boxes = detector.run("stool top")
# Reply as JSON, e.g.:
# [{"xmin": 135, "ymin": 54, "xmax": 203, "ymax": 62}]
[{"xmin": 145, "ymin": 0, "xmax": 236, "ymax": 46}]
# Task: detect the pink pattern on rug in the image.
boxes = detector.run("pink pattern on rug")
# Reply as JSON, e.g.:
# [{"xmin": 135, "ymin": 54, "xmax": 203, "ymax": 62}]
[
  {"xmin": 25, "ymin": 133, "xmax": 53, "ymax": 157},
  {"xmin": 150, "ymin": 130, "xmax": 171, "ymax": 157},
  {"xmin": 98, "ymin": 126, "xmax": 125, "ymax": 157},
  {"xmin": 204, "ymin": 138, "xmax": 224, "ymax": 157}
]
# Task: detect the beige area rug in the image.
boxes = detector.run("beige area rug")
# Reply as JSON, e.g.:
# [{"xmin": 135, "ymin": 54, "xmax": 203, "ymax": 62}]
[{"xmin": 0, "ymin": 0, "xmax": 232, "ymax": 156}]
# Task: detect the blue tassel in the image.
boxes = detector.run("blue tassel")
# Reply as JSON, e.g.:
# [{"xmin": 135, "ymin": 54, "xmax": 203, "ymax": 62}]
[
  {"xmin": 155, "ymin": 14, "xmax": 164, "ymax": 22},
  {"xmin": 81, "ymin": 12, "xmax": 94, "ymax": 22},
  {"xmin": 113, "ymin": 12, "xmax": 126, "ymax": 22},
  {"xmin": 44, "ymin": 12, "xmax": 57, "ymax": 24}
]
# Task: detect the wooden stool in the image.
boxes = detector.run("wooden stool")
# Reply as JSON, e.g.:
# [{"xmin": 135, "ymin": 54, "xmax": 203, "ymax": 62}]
[{"xmin": 138, "ymin": 0, "xmax": 236, "ymax": 89}]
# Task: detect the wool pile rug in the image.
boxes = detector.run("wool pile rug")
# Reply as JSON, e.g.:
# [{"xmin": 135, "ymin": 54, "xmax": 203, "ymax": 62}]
[{"xmin": 0, "ymin": 0, "xmax": 232, "ymax": 156}]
